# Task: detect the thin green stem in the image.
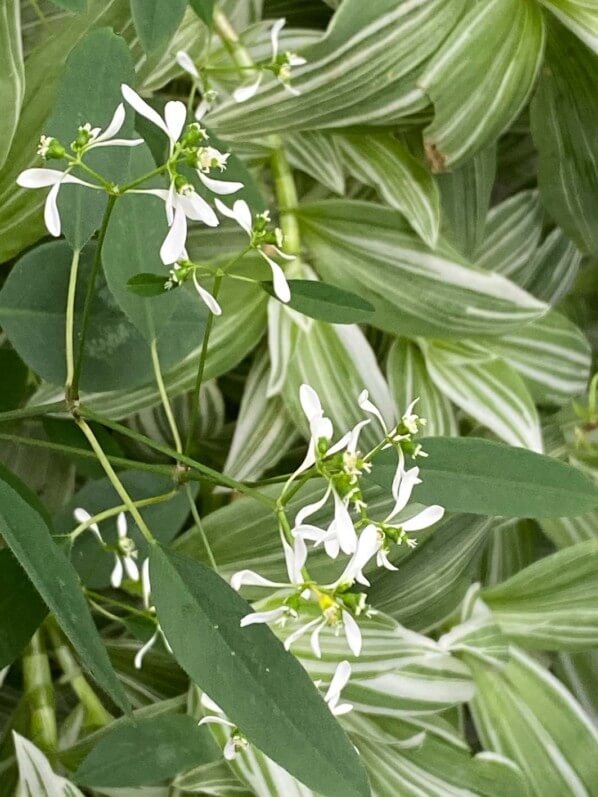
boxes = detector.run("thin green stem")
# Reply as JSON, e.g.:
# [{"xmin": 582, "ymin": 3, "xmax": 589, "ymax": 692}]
[
  {"xmin": 0, "ymin": 401, "xmax": 65, "ymax": 424},
  {"xmin": 71, "ymin": 195, "xmax": 117, "ymax": 402},
  {"xmin": 75, "ymin": 418, "xmax": 156, "ymax": 544},
  {"xmin": 68, "ymin": 157, "xmax": 112, "ymax": 191},
  {"xmin": 213, "ymin": 10, "xmax": 256, "ymax": 72},
  {"xmin": 120, "ymin": 164, "xmax": 168, "ymax": 193},
  {"xmin": 79, "ymin": 406, "xmax": 277, "ymax": 508},
  {"xmin": 184, "ymin": 272, "xmax": 223, "ymax": 455},
  {"xmin": 185, "ymin": 484, "xmax": 217, "ymax": 570},
  {"xmin": 45, "ymin": 616, "xmax": 112, "ymax": 728},
  {"xmin": 65, "ymin": 247, "xmax": 81, "ymax": 396},
  {"xmin": 71, "ymin": 490, "xmax": 177, "ymax": 542},
  {"xmin": 270, "ymin": 146, "xmax": 301, "ymax": 255},
  {"xmin": 22, "ymin": 631, "xmax": 57, "ymax": 753},
  {"xmin": 86, "ymin": 591, "xmax": 150, "ymax": 621},
  {"xmin": 151, "ymin": 338, "xmax": 183, "ymax": 453}
]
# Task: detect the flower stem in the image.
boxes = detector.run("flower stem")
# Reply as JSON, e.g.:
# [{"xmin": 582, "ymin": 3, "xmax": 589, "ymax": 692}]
[
  {"xmin": 184, "ymin": 272, "xmax": 223, "ymax": 456},
  {"xmin": 0, "ymin": 401, "xmax": 66, "ymax": 424},
  {"xmin": 75, "ymin": 417, "xmax": 157, "ymax": 545},
  {"xmin": 270, "ymin": 146, "xmax": 301, "ymax": 255},
  {"xmin": 185, "ymin": 484, "xmax": 217, "ymax": 570},
  {"xmin": 45, "ymin": 616, "xmax": 112, "ymax": 728},
  {"xmin": 120, "ymin": 165, "xmax": 168, "ymax": 193},
  {"xmin": 151, "ymin": 338, "xmax": 183, "ymax": 454},
  {"xmin": 64, "ymin": 247, "xmax": 81, "ymax": 397},
  {"xmin": 22, "ymin": 631, "xmax": 57, "ymax": 753},
  {"xmin": 70, "ymin": 194, "xmax": 117, "ymax": 404},
  {"xmin": 70, "ymin": 491, "xmax": 177, "ymax": 542}
]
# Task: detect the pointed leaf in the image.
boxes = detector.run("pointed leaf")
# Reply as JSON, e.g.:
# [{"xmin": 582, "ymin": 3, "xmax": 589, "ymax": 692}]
[
  {"xmin": 0, "ymin": 550, "xmax": 47, "ymax": 669},
  {"xmin": 262, "ymin": 279, "xmax": 375, "ymax": 324},
  {"xmin": 130, "ymin": 0, "xmax": 187, "ymax": 53}
]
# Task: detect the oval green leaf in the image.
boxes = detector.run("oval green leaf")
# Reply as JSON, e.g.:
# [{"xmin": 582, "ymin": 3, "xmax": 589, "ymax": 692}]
[{"xmin": 262, "ymin": 279, "xmax": 375, "ymax": 324}]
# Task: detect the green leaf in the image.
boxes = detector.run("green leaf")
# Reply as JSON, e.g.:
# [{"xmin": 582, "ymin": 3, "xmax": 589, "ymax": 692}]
[
  {"xmin": 524, "ymin": 227, "xmax": 582, "ymax": 304},
  {"xmin": 74, "ymin": 715, "xmax": 216, "ymax": 787},
  {"xmin": 419, "ymin": 0, "xmax": 545, "ymax": 169},
  {"xmin": 210, "ymin": 0, "xmax": 467, "ymax": 137},
  {"xmin": 0, "ymin": 240, "xmax": 207, "ymax": 392},
  {"xmin": 262, "ymin": 279, "xmax": 375, "ymax": 324},
  {"xmin": 386, "ymin": 339, "xmax": 457, "ymax": 437},
  {"xmin": 483, "ymin": 540, "xmax": 598, "ymax": 650},
  {"xmin": 0, "ymin": 550, "xmax": 47, "ymax": 669},
  {"xmin": 127, "ymin": 273, "xmax": 170, "ymax": 297},
  {"xmin": 0, "ymin": 464, "xmax": 130, "ymax": 713},
  {"xmin": 531, "ymin": 22, "xmax": 598, "ymax": 255},
  {"xmin": 540, "ymin": 508, "xmax": 598, "ymax": 549},
  {"xmin": 0, "ymin": 0, "xmax": 25, "ymax": 169},
  {"xmin": 538, "ymin": 0, "xmax": 598, "ymax": 52},
  {"xmin": 46, "ymin": 27, "xmax": 135, "ymax": 250},
  {"xmin": 286, "ymin": 131, "xmax": 345, "ymax": 195},
  {"xmin": 0, "ymin": 349, "xmax": 28, "ymax": 412},
  {"xmin": 299, "ymin": 200, "xmax": 547, "ymax": 338},
  {"xmin": 13, "ymin": 734, "xmax": 85, "ymax": 797},
  {"xmin": 48, "ymin": 0, "xmax": 87, "ymax": 11},
  {"xmin": 470, "ymin": 647, "xmax": 598, "ymax": 795},
  {"xmin": 368, "ymin": 437, "xmax": 598, "ymax": 518},
  {"xmin": 130, "ymin": 0, "xmax": 187, "ymax": 52},
  {"xmin": 336, "ymin": 133, "xmax": 441, "ymax": 247},
  {"xmin": 149, "ymin": 546, "xmax": 370, "ymax": 797},
  {"xmin": 188, "ymin": 0, "xmax": 216, "ymax": 26},
  {"xmin": 421, "ymin": 340, "xmax": 542, "ymax": 450}
]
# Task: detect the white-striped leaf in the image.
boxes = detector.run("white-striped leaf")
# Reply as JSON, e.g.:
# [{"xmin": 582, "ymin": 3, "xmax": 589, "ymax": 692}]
[
  {"xmin": 282, "ymin": 320, "xmax": 395, "ymax": 451},
  {"xmin": 223, "ymin": 350, "xmax": 299, "ymax": 482},
  {"xmin": 266, "ymin": 295, "xmax": 308, "ymax": 397},
  {"xmin": 538, "ymin": 0, "xmax": 598, "ymax": 53},
  {"xmin": 299, "ymin": 200, "xmax": 548, "ymax": 338},
  {"xmin": 0, "ymin": 0, "xmax": 25, "ymax": 169},
  {"xmin": 175, "ymin": 759, "xmax": 252, "ymax": 794},
  {"xmin": 336, "ymin": 133, "xmax": 440, "ymax": 247},
  {"xmin": 475, "ymin": 190, "xmax": 543, "ymax": 282},
  {"xmin": 419, "ymin": 0, "xmax": 546, "ymax": 169},
  {"xmin": 438, "ymin": 614, "xmax": 510, "ymax": 670},
  {"xmin": 386, "ymin": 338, "xmax": 458, "ymax": 437},
  {"xmin": 285, "ymin": 131, "xmax": 345, "ymax": 195},
  {"xmin": 422, "ymin": 340, "xmax": 543, "ymax": 451},
  {"xmin": 541, "ymin": 508, "xmax": 598, "ymax": 549},
  {"xmin": 483, "ymin": 311, "xmax": 591, "ymax": 407},
  {"xmin": 470, "ymin": 647, "xmax": 598, "ymax": 795},
  {"xmin": 209, "ymin": 0, "xmax": 468, "ymax": 137},
  {"xmin": 483, "ymin": 540, "xmax": 598, "ymax": 650},
  {"xmin": 482, "ymin": 519, "xmax": 546, "ymax": 587},
  {"xmin": 531, "ymin": 22, "xmax": 598, "ymax": 255},
  {"xmin": 557, "ymin": 651, "xmax": 598, "ymax": 726},
  {"xmin": 369, "ymin": 515, "xmax": 494, "ymax": 631},
  {"xmin": 437, "ymin": 145, "xmax": 496, "ymax": 258},
  {"xmin": 525, "ymin": 227, "xmax": 582, "ymax": 304},
  {"xmin": 13, "ymin": 733, "xmax": 85, "ymax": 797}
]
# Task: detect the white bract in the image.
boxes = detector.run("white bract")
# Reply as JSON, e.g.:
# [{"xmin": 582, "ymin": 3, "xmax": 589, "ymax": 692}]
[
  {"xmin": 323, "ymin": 660, "xmax": 353, "ymax": 716},
  {"xmin": 199, "ymin": 694, "xmax": 248, "ymax": 760},
  {"xmin": 16, "ymin": 169, "xmax": 101, "ymax": 237},
  {"xmin": 134, "ymin": 559, "xmax": 173, "ymax": 669},
  {"xmin": 73, "ymin": 507, "xmax": 139, "ymax": 589},
  {"xmin": 215, "ymin": 198, "xmax": 293, "ymax": 303}
]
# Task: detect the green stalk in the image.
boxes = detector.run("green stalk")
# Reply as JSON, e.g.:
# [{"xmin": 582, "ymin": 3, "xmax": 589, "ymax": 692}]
[
  {"xmin": 151, "ymin": 338, "xmax": 183, "ymax": 454},
  {"xmin": 270, "ymin": 146, "xmax": 301, "ymax": 254},
  {"xmin": 64, "ymin": 247, "xmax": 81, "ymax": 397},
  {"xmin": 70, "ymin": 490, "xmax": 177, "ymax": 542},
  {"xmin": 45, "ymin": 617, "xmax": 112, "ymax": 728},
  {"xmin": 22, "ymin": 631, "xmax": 57, "ymax": 753},
  {"xmin": 0, "ymin": 402, "xmax": 65, "ymax": 424},
  {"xmin": 185, "ymin": 484, "xmax": 217, "ymax": 570},
  {"xmin": 70, "ymin": 194, "xmax": 117, "ymax": 403}
]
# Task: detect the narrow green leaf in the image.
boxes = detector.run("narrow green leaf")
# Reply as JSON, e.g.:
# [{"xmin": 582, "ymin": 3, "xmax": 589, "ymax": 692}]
[
  {"xmin": 0, "ymin": 349, "xmax": 28, "ymax": 412},
  {"xmin": 0, "ymin": 464, "xmax": 130, "ymax": 713},
  {"xmin": 538, "ymin": 0, "xmax": 598, "ymax": 52},
  {"xmin": 48, "ymin": 0, "xmax": 87, "ymax": 11},
  {"xmin": 74, "ymin": 715, "xmax": 216, "ymax": 787},
  {"xmin": 369, "ymin": 437, "xmax": 598, "ymax": 518},
  {"xmin": 127, "ymin": 273, "xmax": 170, "ymax": 297},
  {"xmin": 0, "ymin": 550, "xmax": 47, "ymax": 669},
  {"xmin": 262, "ymin": 279, "xmax": 375, "ymax": 324},
  {"xmin": 188, "ymin": 0, "xmax": 216, "ymax": 26},
  {"xmin": 0, "ymin": 0, "xmax": 25, "ymax": 169},
  {"xmin": 149, "ymin": 546, "xmax": 370, "ymax": 797},
  {"xmin": 130, "ymin": 0, "xmax": 187, "ymax": 52}
]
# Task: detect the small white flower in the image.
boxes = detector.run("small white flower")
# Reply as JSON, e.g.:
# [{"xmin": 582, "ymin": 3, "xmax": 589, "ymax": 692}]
[
  {"xmin": 16, "ymin": 169, "xmax": 101, "ymax": 237},
  {"xmin": 283, "ymin": 607, "xmax": 363, "ymax": 659},
  {"xmin": 196, "ymin": 146, "xmax": 229, "ymax": 174},
  {"xmin": 121, "ymin": 84, "xmax": 187, "ymax": 157},
  {"xmin": 134, "ymin": 559, "xmax": 173, "ymax": 669},
  {"xmin": 73, "ymin": 507, "xmax": 104, "ymax": 544},
  {"xmin": 76, "ymin": 103, "xmax": 144, "ymax": 152},
  {"xmin": 176, "ymin": 50, "xmax": 199, "ymax": 80},
  {"xmin": 214, "ymin": 198, "xmax": 293, "ymax": 303},
  {"xmin": 332, "ymin": 524, "xmax": 380, "ymax": 588},
  {"xmin": 110, "ymin": 512, "xmax": 139, "ymax": 589},
  {"xmin": 324, "ymin": 661, "xmax": 353, "ymax": 716},
  {"xmin": 232, "ymin": 534, "xmax": 307, "ymax": 595},
  {"xmin": 199, "ymin": 694, "xmax": 248, "ymax": 760}
]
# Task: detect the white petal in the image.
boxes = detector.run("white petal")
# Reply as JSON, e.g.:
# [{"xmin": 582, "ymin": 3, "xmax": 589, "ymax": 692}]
[
  {"xmin": 124, "ymin": 556, "xmax": 139, "ymax": 582},
  {"xmin": 342, "ymin": 611, "xmax": 362, "ymax": 656},
  {"xmin": 192, "ymin": 273, "xmax": 222, "ymax": 315},
  {"xmin": 88, "ymin": 137, "xmax": 143, "ymax": 149},
  {"xmin": 294, "ymin": 483, "xmax": 332, "ymax": 527},
  {"xmin": 332, "ymin": 490, "xmax": 357, "ymax": 555},
  {"xmin": 141, "ymin": 558, "xmax": 151, "ymax": 609},
  {"xmin": 179, "ymin": 191, "xmax": 219, "ymax": 226},
  {"xmin": 110, "ymin": 556, "xmax": 123, "ymax": 589},
  {"xmin": 121, "ymin": 84, "xmax": 169, "ymax": 136},
  {"xmin": 230, "ymin": 570, "xmax": 285, "ymax": 591},
  {"xmin": 270, "ymin": 18, "xmax": 286, "ymax": 59},
  {"xmin": 73, "ymin": 507, "xmax": 103, "ymax": 543},
  {"xmin": 176, "ymin": 50, "xmax": 199, "ymax": 79},
  {"xmin": 283, "ymin": 535, "xmax": 307, "ymax": 584},
  {"xmin": 332, "ymin": 703, "xmax": 353, "ymax": 716},
  {"xmin": 283, "ymin": 618, "xmax": 321, "ymax": 651},
  {"xmin": 214, "ymin": 198, "xmax": 252, "ymax": 235},
  {"xmin": 388, "ymin": 466, "xmax": 421, "ymax": 519},
  {"xmin": 324, "ymin": 535, "xmax": 340, "ymax": 559},
  {"xmin": 116, "ymin": 511, "xmax": 127, "ymax": 539},
  {"xmin": 402, "ymin": 504, "xmax": 444, "ymax": 532},
  {"xmin": 195, "ymin": 99, "xmax": 209, "ymax": 121},
  {"xmin": 327, "ymin": 430, "xmax": 352, "ymax": 457},
  {"xmin": 377, "ymin": 549, "xmax": 398, "ymax": 571},
  {"xmin": 299, "ymin": 384, "xmax": 323, "ymax": 422},
  {"xmin": 325, "ymin": 660, "xmax": 351, "ymax": 704},
  {"xmin": 160, "ymin": 204, "xmax": 188, "ymax": 265},
  {"xmin": 44, "ymin": 182, "xmax": 61, "ymax": 237},
  {"xmin": 310, "ymin": 621, "xmax": 324, "ymax": 659},
  {"xmin": 17, "ymin": 168, "xmax": 64, "ymax": 188},
  {"xmin": 289, "ymin": 54, "xmax": 307, "ymax": 66},
  {"xmin": 199, "ymin": 716, "xmax": 235, "ymax": 729},
  {"xmin": 358, "ymin": 389, "xmax": 388, "ymax": 434},
  {"xmin": 233, "ymin": 76, "xmax": 262, "ymax": 103},
  {"xmin": 346, "ymin": 419, "xmax": 370, "ymax": 455},
  {"xmin": 93, "ymin": 102, "xmax": 125, "ymax": 143},
  {"xmin": 310, "ymin": 414, "xmax": 333, "ymax": 441},
  {"xmin": 201, "ymin": 693, "xmax": 223, "ymax": 713},
  {"xmin": 240, "ymin": 607, "xmax": 287, "ymax": 627},
  {"xmin": 293, "ymin": 524, "xmax": 329, "ymax": 544},
  {"xmin": 224, "ymin": 738, "xmax": 238, "ymax": 760},
  {"xmin": 260, "ymin": 251, "xmax": 290, "ymax": 302},
  {"xmin": 134, "ymin": 629, "xmax": 159, "ymax": 669},
  {"xmin": 338, "ymin": 524, "xmax": 379, "ymax": 585},
  {"xmin": 164, "ymin": 100, "xmax": 187, "ymax": 144},
  {"xmin": 283, "ymin": 83, "xmax": 301, "ymax": 97},
  {"xmin": 198, "ymin": 173, "xmax": 244, "ymax": 195}
]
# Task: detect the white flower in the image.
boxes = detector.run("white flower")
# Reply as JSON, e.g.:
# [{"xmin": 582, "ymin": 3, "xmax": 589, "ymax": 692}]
[
  {"xmin": 383, "ymin": 465, "xmax": 444, "ymax": 540},
  {"xmin": 332, "ymin": 524, "xmax": 380, "ymax": 588},
  {"xmin": 176, "ymin": 50, "xmax": 199, "ymax": 80},
  {"xmin": 16, "ymin": 169, "xmax": 101, "ymax": 237},
  {"xmin": 110, "ymin": 512, "xmax": 139, "ymax": 588},
  {"xmin": 215, "ymin": 198, "xmax": 293, "ymax": 303},
  {"xmin": 199, "ymin": 694, "xmax": 248, "ymax": 760},
  {"xmin": 121, "ymin": 84, "xmax": 187, "ymax": 157},
  {"xmin": 232, "ymin": 534, "xmax": 307, "ymax": 605},
  {"xmin": 323, "ymin": 661, "xmax": 353, "ymax": 716},
  {"xmin": 192, "ymin": 271, "xmax": 222, "ymax": 315},
  {"xmin": 134, "ymin": 559, "xmax": 173, "ymax": 669},
  {"xmin": 74, "ymin": 103, "xmax": 144, "ymax": 152},
  {"xmin": 283, "ymin": 607, "xmax": 363, "ymax": 659},
  {"xmin": 73, "ymin": 507, "xmax": 104, "ymax": 544}
]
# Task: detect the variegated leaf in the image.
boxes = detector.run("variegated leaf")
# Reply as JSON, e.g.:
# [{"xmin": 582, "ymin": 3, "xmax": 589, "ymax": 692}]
[
  {"xmin": 13, "ymin": 733, "xmax": 85, "ymax": 797},
  {"xmin": 419, "ymin": 0, "xmax": 545, "ymax": 169},
  {"xmin": 525, "ymin": 227, "xmax": 582, "ymax": 304},
  {"xmin": 0, "ymin": 0, "xmax": 25, "ymax": 169},
  {"xmin": 538, "ymin": 0, "xmax": 598, "ymax": 53},
  {"xmin": 541, "ymin": 508, "xmax": 598, "ymax": 549},
  {"xmin": 286, "ymin": 131, "xmax": 345, "ymax": 195},
  {"xmin": 421, "ymin": 341, "xmax": 543, "ymax": 451}
]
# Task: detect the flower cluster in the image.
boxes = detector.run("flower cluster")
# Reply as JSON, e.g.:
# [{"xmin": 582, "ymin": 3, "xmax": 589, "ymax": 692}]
[
  {"xmin": 232, "ymin": 385, "xmax": 444, "ymax": 665},
  {"xmin": 73, "ymin": 508, "xmax": 139, "ymax": 589}
]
